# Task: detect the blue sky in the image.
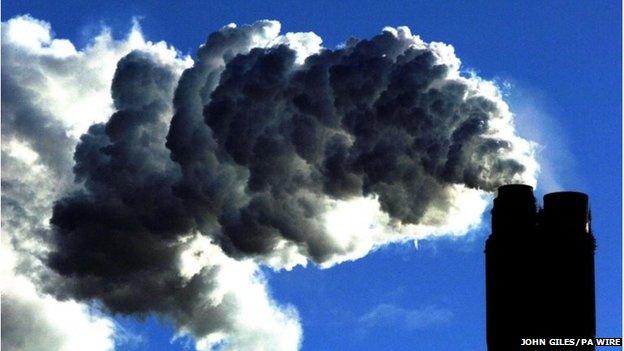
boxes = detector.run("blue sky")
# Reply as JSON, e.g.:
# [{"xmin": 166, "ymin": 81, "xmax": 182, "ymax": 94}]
[{"xmin": 3, "ymin": 1, "xmax": 621, "ymax": 350}]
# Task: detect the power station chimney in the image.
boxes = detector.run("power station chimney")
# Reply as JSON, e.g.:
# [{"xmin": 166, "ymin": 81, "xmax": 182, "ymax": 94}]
[{"xmin": 485, "ymin": 185, "xmax": 596, "ymax": 351}]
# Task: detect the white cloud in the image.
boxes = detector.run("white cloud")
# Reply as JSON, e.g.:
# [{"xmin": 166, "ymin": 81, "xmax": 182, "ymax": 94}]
[
  {"xmin": 2, "ymin": 15, "xmax": 191, "ymax": 141},
  {"xmin": 359, "ymin": 303, "xmax": 453, "ymax": 330},
  {"xmin": 178, "ymin": 235, "xmax": 302, "ymax": 351},
  {"xmin": 1, "ymin": 233, "xmax": 116, "ymax": 351},
  {"xmin": 1, "ymin": 15, "xmax": 302, "ymax": 351},
  {"xmin": 1, "ymin": 15, "xmax": 190, "ymax": 351},
  {"xmin": 315, "ymin": 184, "xmax": 489, "ymax": 268}
]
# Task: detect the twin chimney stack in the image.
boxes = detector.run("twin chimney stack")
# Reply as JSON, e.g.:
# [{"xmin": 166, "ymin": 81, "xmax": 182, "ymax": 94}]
[{"xmin": 485, "ymin": 184, "xmax": 596, "ymax": 350}]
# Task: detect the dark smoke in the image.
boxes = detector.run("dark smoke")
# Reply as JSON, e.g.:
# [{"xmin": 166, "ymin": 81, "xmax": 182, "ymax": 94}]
[
  {"xmin": 48, "ymin": 50, "xmax": 192, "ymax": 313},
  {"xmin": 45, "ymin": 50, "xmax": 299, "ymax": 346},
  {"xmin": 43, "ymin": 21, "xmax": 535, "ymax": 348},
  {"xmin": 165, "ymin": 27, "xmax": 527, "ymax": 262}
]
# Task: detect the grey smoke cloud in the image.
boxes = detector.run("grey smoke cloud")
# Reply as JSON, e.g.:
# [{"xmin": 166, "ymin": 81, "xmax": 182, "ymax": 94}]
[
  {"xmin": 165, "ymin": 23, "xmax": 534, "ymax": 264},
  {"xmin": 47, "ymin": 49, "xmax": 301, "ymax": 349},
  {"xmin": 2, "ymin": 16, "xmax": 537, "ymax": 351},
  {"xmin": 49, "ymin": 50, "xmax": 188, "ymax": 305}
]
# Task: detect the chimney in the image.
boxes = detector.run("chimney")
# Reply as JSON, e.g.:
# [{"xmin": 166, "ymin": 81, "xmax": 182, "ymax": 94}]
[
  {"xmin": 543, "ymin": 191, "xmax": 590, "ymax": 234},
  {"xmin": 491, "ymin": 184, "xmax": 536, "ymax": 235},
  {"xmin": 485, "ymin": 185, "xmax": 596, "ymax": 351}
]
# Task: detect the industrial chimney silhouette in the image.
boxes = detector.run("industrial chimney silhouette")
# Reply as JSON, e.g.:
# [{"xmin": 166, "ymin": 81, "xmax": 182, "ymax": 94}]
[{"xmin": 485, "ymin": 184, "xmax": 596, "ymax": 351}]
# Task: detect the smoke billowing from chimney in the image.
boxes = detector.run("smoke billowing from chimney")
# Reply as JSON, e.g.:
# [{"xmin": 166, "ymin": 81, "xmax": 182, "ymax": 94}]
[{"xmin": 2, "ymin": 16, "xmax": 538, "ymax": 350}]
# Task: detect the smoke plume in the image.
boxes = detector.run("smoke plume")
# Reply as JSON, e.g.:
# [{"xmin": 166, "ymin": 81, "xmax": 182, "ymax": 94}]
[{"xmin": 2, "ymin": 15, "xmax": 537, "ymax": 351}]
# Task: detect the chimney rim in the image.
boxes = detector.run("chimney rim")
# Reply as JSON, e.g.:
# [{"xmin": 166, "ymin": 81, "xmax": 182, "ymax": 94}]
[
  {"xmin": 496, "ymin": 184, "xmax": 534, "ymax": 198},
  {"xmin": 543, "ymin": 191, "xmax": 589, "ymax": 202}
]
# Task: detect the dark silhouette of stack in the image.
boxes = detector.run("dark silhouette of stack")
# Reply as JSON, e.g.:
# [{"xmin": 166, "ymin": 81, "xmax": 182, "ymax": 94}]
[{"xmin": 485, "ymin": 184, "xmax": 596, "ymax": 350}]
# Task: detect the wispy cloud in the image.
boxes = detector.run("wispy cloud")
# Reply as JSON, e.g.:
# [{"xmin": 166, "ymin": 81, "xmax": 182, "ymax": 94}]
[
  {"xmin": 504, "ymin": 81, "xmax": 582, "ymax": 193},
  {"xmin": 359, "ymin": 304, "xmax": 453, "ymax": 330},
  {"xmin": 114, "ymin": 323, "xmax": 145, "ymax": 349}
]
